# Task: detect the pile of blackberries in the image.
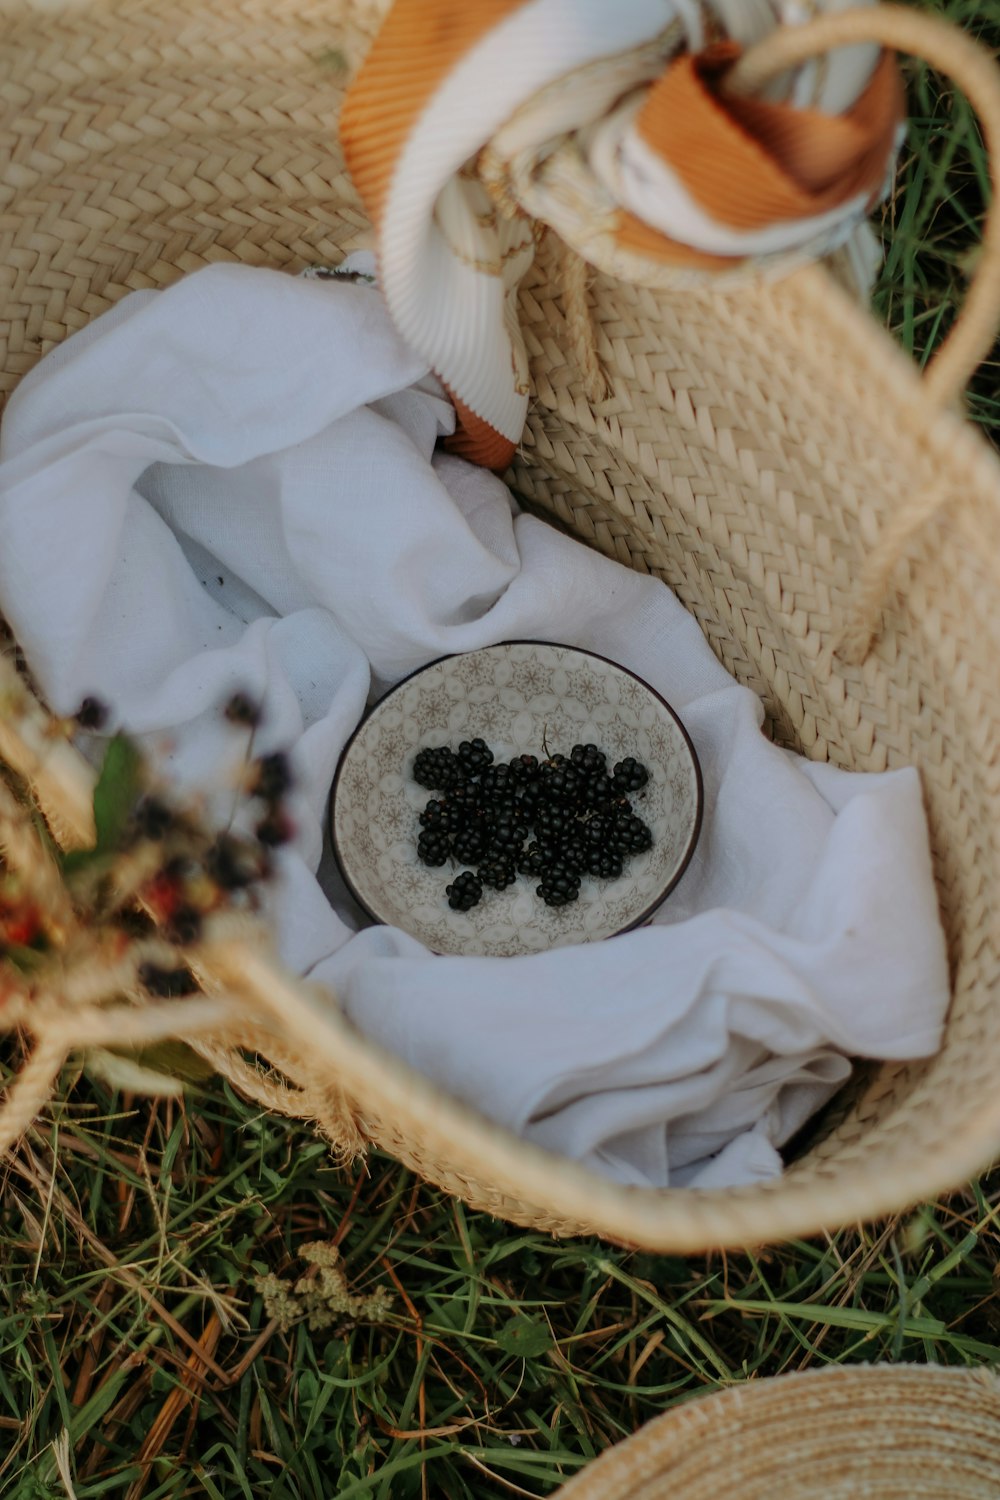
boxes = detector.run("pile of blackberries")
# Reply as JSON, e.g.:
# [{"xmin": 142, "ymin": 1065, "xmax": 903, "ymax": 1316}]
[{"xmin": 412, "ymin": 738, "xmax": 653, "ymax": 911}]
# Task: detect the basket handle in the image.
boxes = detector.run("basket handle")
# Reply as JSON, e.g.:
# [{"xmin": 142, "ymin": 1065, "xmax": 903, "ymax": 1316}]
[{"xmin": 727, "ymin": 4, "xmax": 1000, "ymax": 410}]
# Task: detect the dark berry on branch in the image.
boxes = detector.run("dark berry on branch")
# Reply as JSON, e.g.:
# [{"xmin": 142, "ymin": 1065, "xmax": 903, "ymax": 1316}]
[
  {"xmin": 256, "ymin": 810, "xmax": 294, "ymax": 848},
  {"xmin": 206, "ymin": 833, "xmax": 261, "ymax": 891},
  {"xmin": 138, "ymin": 962, "xmax": 196, "ymax": 997},
  {"xmin": 167, "ymin": 904, "xmax": 203, "ymax": 945},
  {"xmin": 252, "ymin": 752, "xmax": 293, "ymax": 803},
  {"xmin": 224, "ymin": 692, "xmax": 262, "ymax": 728},
  {"xmin": 75, "ymin": 696, "xmax": 108, "ymax": 731},
  {"xmin": 133, "ymin": 796, "xmax": 174, "ymax": 841}
]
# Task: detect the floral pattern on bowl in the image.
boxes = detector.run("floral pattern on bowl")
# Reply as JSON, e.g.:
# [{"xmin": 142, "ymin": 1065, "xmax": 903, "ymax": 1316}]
[{"xmin": 331, "ymin": 641, "xmax": 703, "ymax": 957}]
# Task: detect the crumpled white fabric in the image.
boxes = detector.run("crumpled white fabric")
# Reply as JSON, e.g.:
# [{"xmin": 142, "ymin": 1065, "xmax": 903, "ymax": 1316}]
[{"xmin": 0, "ymin": 264, "xmax": 950, "ymax": 1188}]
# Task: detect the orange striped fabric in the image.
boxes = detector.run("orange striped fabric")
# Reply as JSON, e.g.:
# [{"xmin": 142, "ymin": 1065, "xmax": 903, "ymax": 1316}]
[
  {"xmin": 340, "ymin": 0, "xmax": 532, "ymax": 233},
  {"xmin": 632, "ymin": 44, "xmax": 903, "ymax": 237},
  {"xmin": 340, "ymin": 2, "xmax": 904, "ymax": 468}
]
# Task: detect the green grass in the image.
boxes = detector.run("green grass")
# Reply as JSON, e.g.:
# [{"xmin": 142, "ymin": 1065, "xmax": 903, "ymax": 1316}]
[
  {"xmin": 873, "ymin": 0, "xmax": 1000, "ymax": 434},
  {"xmin": 2, "ymin": 3, "xmax": 999, "ymax": 1495},
  {"xmin": 5, "ymin": 1080, "xmax": 1000, "ymax": 1499}
]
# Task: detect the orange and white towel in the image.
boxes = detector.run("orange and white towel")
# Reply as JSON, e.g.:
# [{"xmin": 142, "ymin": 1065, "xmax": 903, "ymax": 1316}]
[{"xmin": 341, "ymin": 0, "xmax": 904, "ymax": 468}]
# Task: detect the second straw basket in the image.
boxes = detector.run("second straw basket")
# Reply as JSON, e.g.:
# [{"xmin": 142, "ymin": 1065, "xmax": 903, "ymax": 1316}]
[
  {"xmin": 2, "ymin": 0, "xmax": 1000, "ymax": 1252},
  {"xmin": 553, "ymin": 1364, "xmax": 1000, "ymax": 1500}
]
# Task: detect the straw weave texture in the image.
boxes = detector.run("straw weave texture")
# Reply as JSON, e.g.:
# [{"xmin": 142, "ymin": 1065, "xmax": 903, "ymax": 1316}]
[
  {"xmin": 3, "ymin": 0, "xmax": 1000, "ymax": 1252},
  {"xmin": 555, "ymin": 1364, "xmax": 1000, "ymax": 1499}
]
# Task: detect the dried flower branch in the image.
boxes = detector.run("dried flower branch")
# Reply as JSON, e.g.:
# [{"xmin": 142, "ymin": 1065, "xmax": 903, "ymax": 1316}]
[{"xmin": 0, "ymin": 655, "xmax": 295, "ymax": 1137}]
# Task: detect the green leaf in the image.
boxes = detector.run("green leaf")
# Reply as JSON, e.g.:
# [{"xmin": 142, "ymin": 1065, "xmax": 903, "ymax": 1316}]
[
  {"xmin": 495, "ymin": 1315, "xmax": 553, "ymax": 1359},
  {"xmin": 91, "ymin": 733, "xmax": 144, "ymax": 853}
]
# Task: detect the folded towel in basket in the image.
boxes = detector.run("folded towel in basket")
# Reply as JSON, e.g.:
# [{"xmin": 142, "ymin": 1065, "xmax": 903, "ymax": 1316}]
[{"xmin": 0, "ymin": 264, "xmax": 949, "ymax": 1188}]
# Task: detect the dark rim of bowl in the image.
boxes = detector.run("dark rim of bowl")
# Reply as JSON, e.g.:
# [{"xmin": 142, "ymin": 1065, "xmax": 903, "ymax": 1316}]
[{"xmin": 328, "ymin": 640, "xmax": 704, "ymax": 948}]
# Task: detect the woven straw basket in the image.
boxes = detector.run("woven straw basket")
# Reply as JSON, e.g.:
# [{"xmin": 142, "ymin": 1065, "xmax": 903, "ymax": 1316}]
[
  {"xmin": 3, "ymin": 0, "xmax": 1000, "ymax": 1253},
  {"xmin": 553, "ymin": 1364, "xmax": 1000, "ymax": 1499}
]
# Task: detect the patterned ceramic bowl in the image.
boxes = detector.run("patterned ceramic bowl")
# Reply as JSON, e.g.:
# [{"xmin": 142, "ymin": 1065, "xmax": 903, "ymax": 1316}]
[{"xmin": 330, "ymin": 641, "xmax": 702, "ymax": 957}]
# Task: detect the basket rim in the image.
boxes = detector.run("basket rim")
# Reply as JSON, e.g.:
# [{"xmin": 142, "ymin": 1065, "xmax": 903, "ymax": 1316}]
[{"xmin": 553, "ymin": 1362, "xmax": 1000, "ymax": 1497}]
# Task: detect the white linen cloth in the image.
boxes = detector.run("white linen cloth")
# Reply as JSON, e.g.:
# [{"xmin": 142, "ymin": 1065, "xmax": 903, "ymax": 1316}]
[{"xmin": 0, "ymin": 264, "xmax": 950, "ymax": 1188}]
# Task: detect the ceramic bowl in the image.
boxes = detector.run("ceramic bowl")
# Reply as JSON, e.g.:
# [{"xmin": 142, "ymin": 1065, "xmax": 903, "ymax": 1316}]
[{"xmin": 330, "ymin": 641, "xmax": 702, "ymax": 957}]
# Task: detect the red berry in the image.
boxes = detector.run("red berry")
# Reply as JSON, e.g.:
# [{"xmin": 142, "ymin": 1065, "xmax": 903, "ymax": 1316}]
[
  {"xmin": 144, "ymin": 871, "xmax": 183, "ymax": 924},
  {"xmin": 2, "ymin": 905, "xmax": 42, "ymax": 946}
]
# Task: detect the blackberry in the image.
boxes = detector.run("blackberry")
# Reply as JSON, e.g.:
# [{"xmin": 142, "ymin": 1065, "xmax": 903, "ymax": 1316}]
[
  {"xmin": 445, "ymin": 796, "xmax": 484, "ymax": 836},
  {"xmin": 606, "ymin": 818, "xmax": 632, "ymax": 855},
  {"xmin": 437, "ymin": 800, "xmax": 468, "ymax": 835},
  {"xmin": 417, "ymin": 829, "xmax": 450, "ymax": 866},
  {"xmin": 534, "ymin": 804, "xmax": 572, "ymax": 844},
  {"xmin": 446, "ymin": 870, "xmax": 483, "ymax": 911},
  {"xmin": 486, "ymin": 814, "xmax": 526, "ymax": 854},
  {"xmin": 457, "ymin": 737, "xmax": 493, "ymax": 774},
  {"xmin": 510, "ymin": 780, "xmax": 542, "ymax": 817},
  {"xmin": 558, "ymin": 832, "xmax": 589, "ymax": 874},
  {"xmin": 581, "ymin": 813, "xmax": 613, "ymax": 845},
  {"xmin": 609, "ymin": 813, "xmax": 654, "ymax": 854},
  {"xmin": 542, "ymin": 764, "xmax": 583, "ymax": 808},
  {"xmin": 418, "ymin": 798, "xmax": 448, "ymax": 829},
  {"xmin": 453, "ymin": 826, "xmax": 488, "ymax": 865},
  {"xmin": 538, "ymin": 754, "xmax": 572, "ymax": 783},
  {"xmin": 577, "ymin": 771, "xmax": 614, "ymax": 810},
  {"xmin": 587, "ymin": 846, "xmax": 624, "ymax": 880},
  {"xmin": 537, "ymin": 861, "xmax": 581, "ymax": 907},
  {"xmin": 517, "ymin": 841, "xmax": 548, "ymax": 876},
  {"xmin": 507, "ymin": 754, "xmax": 539, "ymax": 783},
  {"xmin": 479, "ymin": 764, "xmax": 514, "ymax": 797},
  {"xmin": 478, "ymin": 856, "xmax": 517, "ymax": 891},
  {"xmin": 412, "ymin": 745, "xmax": 460, "ymax": 790},
  {"xmin": 612, "ymin": 756, "xmax": 650, "ymax": 793},
  {"xmin": 447, "ymin": 782, "xmax": 482, "ymax": 814},
  {"xmin": 483, "ymin": 790, "xmax": 519, "ymax": 822},
  {"xmin": 570, "ymin": 743, "xmax": 607, "ymax": 775}
]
